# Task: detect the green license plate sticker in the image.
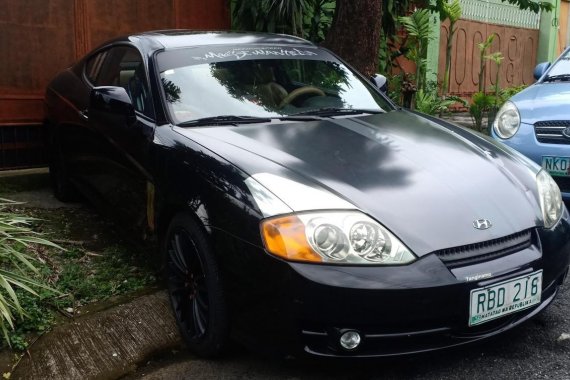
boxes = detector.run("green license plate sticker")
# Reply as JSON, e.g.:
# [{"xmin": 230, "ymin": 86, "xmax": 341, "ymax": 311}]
[{"xmin": 542, "ymin": 156, "xmax": 570, "ymax": 177}]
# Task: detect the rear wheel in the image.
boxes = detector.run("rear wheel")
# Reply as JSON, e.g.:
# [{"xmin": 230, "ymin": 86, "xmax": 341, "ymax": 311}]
[
  {"xmin": 164, "ymin": 213, "xmax": 229, "ymax": 357},
  {"xmin": 49, "ymin": 135, "xmax": 78, "ymax": 202}
]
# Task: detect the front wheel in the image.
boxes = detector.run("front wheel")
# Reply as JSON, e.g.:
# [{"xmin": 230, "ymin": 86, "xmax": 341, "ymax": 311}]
[{"xmin": 163, "ymin": 213, "xmax": 229, "ymax": 357}]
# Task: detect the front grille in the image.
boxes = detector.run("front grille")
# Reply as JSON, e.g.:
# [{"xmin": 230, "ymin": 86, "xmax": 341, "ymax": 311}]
[
  {"xmin": 434, "ymin": 229, "xmax": 533, "ymax": 268},
  {"xmin": 534, "ymin": 120, "xmax": 570, "ymax": 144}
]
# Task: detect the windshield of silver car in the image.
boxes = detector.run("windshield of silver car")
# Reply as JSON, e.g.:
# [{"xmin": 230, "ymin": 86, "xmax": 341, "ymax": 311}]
[
  {"xmin": 156, "ymin": 46, "xmax": 392, "ymax": 124},
  {"xmin": 544, "ymin": 48, "xmax": 570, "ymax": 80}
]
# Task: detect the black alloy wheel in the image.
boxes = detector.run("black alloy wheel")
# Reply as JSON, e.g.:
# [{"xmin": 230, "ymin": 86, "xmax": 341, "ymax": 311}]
[
  {"xmin": 164, "ymin": 214, "xmax": 228, "ymax": 357},
  {"xmin": 49, "ymin": 132, "xmax": 78, "ymax": 202},
  {"xmin": 167, "ymin": 226, "xmax": 209, "ymax": 339}
]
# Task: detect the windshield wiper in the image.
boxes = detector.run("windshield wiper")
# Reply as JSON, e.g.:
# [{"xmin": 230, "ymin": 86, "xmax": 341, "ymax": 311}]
[
  {"xmin": 177, "ymin": 115, "xmax": 272, "ymax": 127},
  {"xmin": 293, "ymin": 107, "xmax": 384, "ymax": 117},
  {"xmin": 277, "ymin": 115, "xmax": 324, "ymax": 121},
  {"xmin": 543, "ymin": 74, "xmax": 570, "ymax": 82}
]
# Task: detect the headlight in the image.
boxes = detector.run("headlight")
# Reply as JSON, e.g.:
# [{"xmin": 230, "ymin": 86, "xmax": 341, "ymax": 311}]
[
  {"xmin": 260, "ymin": 211, "xmax": 416, "ymax": 265},
  {"xmin": 536, "ymin": 170, "xmax": 563, "ymax": 228},
  {"xmin": 493, "ymin": 101, "xmax": 520, "ymax": 139}
]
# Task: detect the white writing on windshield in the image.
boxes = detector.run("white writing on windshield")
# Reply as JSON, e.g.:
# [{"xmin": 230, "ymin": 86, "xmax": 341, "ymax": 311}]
[{"xmin": 193, "ymin": 48, "xmax": 318, "ymax": 61}]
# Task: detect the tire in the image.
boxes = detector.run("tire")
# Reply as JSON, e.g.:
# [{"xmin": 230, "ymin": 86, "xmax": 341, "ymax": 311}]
[
  {"xmin": 163, "ymin": 213, "xmax": 229, "ymax": 357},
  {"xmin": 49, "ymin": 137, "xmax": 78, "ymax": 202}
]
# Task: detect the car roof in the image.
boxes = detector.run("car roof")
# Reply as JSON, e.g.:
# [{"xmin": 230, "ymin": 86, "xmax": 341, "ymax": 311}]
[{"xmin": 117, "ymin": 30, "xmax": 315, "ymax": 52}]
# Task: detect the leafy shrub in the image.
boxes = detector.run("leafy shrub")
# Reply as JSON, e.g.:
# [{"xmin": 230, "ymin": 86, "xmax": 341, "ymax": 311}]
[
  {"xmin": 415, "ymin": 89, "xmax": 466, "ymax": 116},
  {"xmin": 0, "ymin": 199, "xmax": 59, "ymax": 345},
  {"xmin": 414, "ymin": 80, "xmax": 467, "ymax": 115},
  {"xmin": 498, "ymin": 85, "xmax": 527, "ymax": 106},
  {"xmin": 398, "ymin": 8, "xmax": 432, "ymax": 93},
  {"xmin": 231, "ymin": 0, "xmax": 334, "ymax": 42},
  {"xmin": 469, "ymin": 92, "xmax": 496, "ymax": 132}
]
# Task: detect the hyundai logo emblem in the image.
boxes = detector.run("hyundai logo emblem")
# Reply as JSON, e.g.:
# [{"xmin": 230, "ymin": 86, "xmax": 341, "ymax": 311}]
[
  {"xmin": 562, "ymin": 127, "xmax": 570, "ymax": 139},
  {"xmin": 473, "ymin": 219, "xmax": 492, "ymax": 230}
]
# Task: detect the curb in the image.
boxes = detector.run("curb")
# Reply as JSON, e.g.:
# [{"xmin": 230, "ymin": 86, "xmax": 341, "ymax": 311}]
[{"xmin": 11, "ymin": 291, "xmax": 182, "ymax": 379}]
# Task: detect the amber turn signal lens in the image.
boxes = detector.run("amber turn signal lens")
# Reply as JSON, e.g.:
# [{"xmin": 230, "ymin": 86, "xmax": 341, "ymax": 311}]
[{"xmin": 261, "ymin": 215, "xmax": 322, "ymax": 263}]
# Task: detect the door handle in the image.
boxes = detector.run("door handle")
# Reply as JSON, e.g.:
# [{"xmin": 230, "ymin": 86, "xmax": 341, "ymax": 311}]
[{"xmin": 79, "ymin": 109, "xmax": 89, "ymax": 121}]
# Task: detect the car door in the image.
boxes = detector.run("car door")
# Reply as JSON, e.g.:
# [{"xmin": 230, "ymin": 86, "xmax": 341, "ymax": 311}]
[
  {"xmin": 86, "ymin": 45, "xmax": 155, "ymax": 234},
  {"xmin": 54, "ymin": 49, "xmax": 109, "ymax": 193}
]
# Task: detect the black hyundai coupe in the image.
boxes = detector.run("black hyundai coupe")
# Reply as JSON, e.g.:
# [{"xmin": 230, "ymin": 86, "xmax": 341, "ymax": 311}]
[{"xmin": 45, "ymin": 31, "xmax": 570, "ymax": 358}]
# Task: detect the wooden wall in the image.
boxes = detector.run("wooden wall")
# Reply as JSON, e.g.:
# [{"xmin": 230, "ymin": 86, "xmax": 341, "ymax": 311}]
[
  {"xmin": 438, "ymin": 19, "xmax": 539, "ymax": 98},
  {"xmin": 0, "ymin": 0, "xmax": 230, "ymax": 169}
]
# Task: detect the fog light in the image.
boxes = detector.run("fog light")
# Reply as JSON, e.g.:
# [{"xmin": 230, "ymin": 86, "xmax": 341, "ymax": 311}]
[{"xmin": 339, "ymin": 330, "xmax": 361, "ymax": 350}]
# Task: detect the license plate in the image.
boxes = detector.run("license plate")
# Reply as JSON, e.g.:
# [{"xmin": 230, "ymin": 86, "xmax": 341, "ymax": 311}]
[
  {"xmin": 542, "ymin": 156, "xmax": 570, "ymax": 177},
  {"xmin": 469, "ymin": 271, "xmax": 542, "ymax": 326}
]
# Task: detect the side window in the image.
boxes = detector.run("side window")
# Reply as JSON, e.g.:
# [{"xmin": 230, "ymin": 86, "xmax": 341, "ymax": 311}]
[
  {"xmin": 93, "ymin": 46, "xmax": 153, "ymax": 117},
  {"xmin": 85, "ymin": 50, "xmax": 109, "ymax": 85}
]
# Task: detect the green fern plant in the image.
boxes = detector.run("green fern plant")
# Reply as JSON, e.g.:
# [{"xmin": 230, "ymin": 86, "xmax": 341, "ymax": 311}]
[
  {"xmin": 415, "ymin": 88, "xmax": 466, "ymax": 116},
  {"xmin": 469, "ymin": 92, "xmax": 496, "ymax": 132},
  {"xmin": 0, "ymin": 199, "xmax": 60, "ymax": 345},
  {"xmin": 399, "ymin": 9, "xmax": 432, "ymax": 94}
]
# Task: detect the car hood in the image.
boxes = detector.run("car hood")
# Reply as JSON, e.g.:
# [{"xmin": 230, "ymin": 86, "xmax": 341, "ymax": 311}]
[
  {"xmin": 511, "ymin": 82, "xmax": 570, "ymax": 124},
  {"xmin": 175, "ymin": 111, "xmax": 542, "ymax": 256}
]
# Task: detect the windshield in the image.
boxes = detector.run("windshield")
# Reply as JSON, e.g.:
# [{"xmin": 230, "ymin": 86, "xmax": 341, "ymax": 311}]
[
  {"xmin": 156, "ymin": 46, "xmax": 392, "ymax": 124},
  {"xmin": 545, "ymin": 48, "xmax": 570, "ymax": 78}
]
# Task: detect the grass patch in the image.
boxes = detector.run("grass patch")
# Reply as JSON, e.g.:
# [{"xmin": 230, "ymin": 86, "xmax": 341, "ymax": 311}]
[
  {"xmin": 0, "ymin": 201, "xmax": 158, "ymax": 351},
  {"xmin": 7, "ymin": 290, "xmax": 54, "ymax": 351},
  {"xmin": 57, "ymin": 245, "xmax": 156, "ymax": 304}
]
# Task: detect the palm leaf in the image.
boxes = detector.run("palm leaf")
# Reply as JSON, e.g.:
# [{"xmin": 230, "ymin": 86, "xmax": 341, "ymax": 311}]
[
  {"xmin": 0, "ymin": 200, "xmax": 62, "ymax": 346},
  {"xmin": 441, "ymin": 0, "xmax": 462, "ymax": 22},
  {"xmin": 398, "ymin": 9, "xmax": 432, "ymax": 42},
  {"xmin": 478, "ymin": 34, "xmax": 495, "ymax": 52},
  {"xmin": 485, "ymin": 51, "xmax": 504, "ymax": 65}
]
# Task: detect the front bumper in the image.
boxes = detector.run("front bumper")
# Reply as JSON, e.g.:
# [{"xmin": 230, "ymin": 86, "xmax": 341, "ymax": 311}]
[
  {"xmin": 299, "ymin": 268, "xmax": 564, "ymax": 357},
  {"xmin": 223, "ymin": 214, "xmax": 570, "ymax": 358}
]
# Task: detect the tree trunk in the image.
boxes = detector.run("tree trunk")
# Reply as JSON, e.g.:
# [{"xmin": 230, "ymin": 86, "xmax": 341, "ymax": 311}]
[{"xmin": 322, "ymin": 0, "xmax": 382, "ymax": 77}]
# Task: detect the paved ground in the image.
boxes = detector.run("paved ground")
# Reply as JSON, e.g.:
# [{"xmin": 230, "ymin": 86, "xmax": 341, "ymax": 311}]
[
  {"xmin": 443, "ymin": 112, "xmax": 478, "ymax": 129},
  {"xmin": 126, "ymin": 286, "xmax": 570, "ymax": 380}
]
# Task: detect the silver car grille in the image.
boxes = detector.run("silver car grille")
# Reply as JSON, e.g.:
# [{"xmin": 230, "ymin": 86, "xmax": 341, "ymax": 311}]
[{"xmin": 534, "ymin": 120, "xmax": 570, "ymax": 144}]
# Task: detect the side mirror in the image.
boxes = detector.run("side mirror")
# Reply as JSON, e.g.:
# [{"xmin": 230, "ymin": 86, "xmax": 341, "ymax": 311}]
[
  {"xmin": 371, "ymin": 74, "xmax": 388, "ymax": 92},
  {"xmin": 533, "ymin": 62, "xmax": 551, "ymax": 80},
  {"xmin": 89, "ymin": 86, "xmax": 136, "ymax": 127}
]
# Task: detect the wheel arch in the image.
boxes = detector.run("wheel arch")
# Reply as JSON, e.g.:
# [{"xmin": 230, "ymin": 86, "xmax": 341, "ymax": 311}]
[{"xmin": 156, "ymin": 199, "xmax": 214, "ymax": 262}]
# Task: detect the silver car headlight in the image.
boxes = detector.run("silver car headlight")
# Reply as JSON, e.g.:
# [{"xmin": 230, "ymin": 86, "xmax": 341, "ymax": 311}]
[
  {"xmin": 537, "ymin": 170, "xmax": 563, "ymax": 228},
  {"xmin": 260, "ymin": 211, "xmax": 416, "ymax": 265},
  {"xmin": 493, "ymin": 101, "xmax": 521, "ymax": 139}
]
